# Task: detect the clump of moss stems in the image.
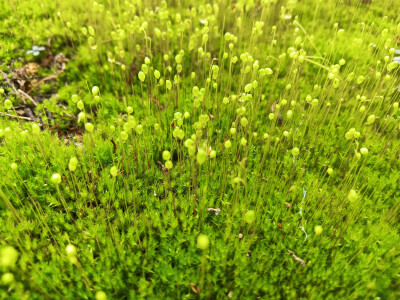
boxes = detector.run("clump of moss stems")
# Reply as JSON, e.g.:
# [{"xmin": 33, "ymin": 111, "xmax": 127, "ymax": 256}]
[{"xmin": 0, "ymin": 0, "xmax": 400, "ymax": 299}]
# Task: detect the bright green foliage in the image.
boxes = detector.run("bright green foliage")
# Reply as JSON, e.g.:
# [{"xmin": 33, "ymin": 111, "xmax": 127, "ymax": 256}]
[{"xmin": 0, "ymin": 0, "xmax": 400, "ymax": 299}]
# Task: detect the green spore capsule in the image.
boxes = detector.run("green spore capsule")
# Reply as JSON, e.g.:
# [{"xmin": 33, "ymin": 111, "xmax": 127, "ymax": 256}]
[
  {"xmin": 0, "ymin": 246, "xmax": 19, "ymax": 268},
  {"xmin": 244, "ymin": 210, "xmax": 255, "ymax": 224},
  {"xmin": 314, "ymin": 226, "xmax": 323, "ymax": 235},
  {"xmin": 110, "ymin": 166, "xmax": 118, "ymax": 177},
  {"xmin": 197, "ymin": 234, "xmax": 209, "ymax": 250},
  {"xmin": 51, "ymin": 173, "xmax": 62, "ymax": 184}
]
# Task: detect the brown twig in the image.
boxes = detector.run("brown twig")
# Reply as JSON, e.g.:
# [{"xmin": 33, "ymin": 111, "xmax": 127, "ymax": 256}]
[
  {"xmin": 0, "ymin": 112, "xmax": 32, "ymax": 120},
  {"xmin": 25, "ymin": 73, "xmax": 61, "ymax": 95},
  {"xmin": 219, "ymin": 133, "xmax": 231, "ymax": 152},
  {"xmin": 34, "ymin": 74, "xmax": 59, "ymax": 86},
  {"xmin": 17, "ymin": 89, "xmax": 37, "ymax": 106},
  {"xmin": 0, "ymin": 70, "xmax": 19, "ymax": 95},
  {"xmin": 110, "ymin": 138, "xmax": 117, "ymax": 153}
]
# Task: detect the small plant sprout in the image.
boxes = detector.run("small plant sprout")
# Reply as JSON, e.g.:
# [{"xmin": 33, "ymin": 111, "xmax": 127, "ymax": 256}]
[
  {"xmin": 327, "ymin": 168, "xmax": 333, "ymax": 175},
  {"xmin": 0, "ymin": 246, "xmax": 19, "ymax": 268},
  {"xmin": 314, "ymin": 226, "xmax": 323, "ymax": 235},
  {"xmin": 224, "ymin": 140, "xmax": 232, "ymax": 149},
  {"xmin": 26, "ymin": 45, "xmax": 45, "ymax": 56},
  {"xmin": 197, "ymin": 235, "xmax": 210, "ymax": 250},
  {"xmin": 51, "ymin": 173, "xmax": 62, "ymax": 185},
  {"xmin": 10, "ymin": 163, "xmax": 17, "ymax": 170},
  {"xmin": 244, "ymin": 210, "xmax": 255, "ymax": 224}
]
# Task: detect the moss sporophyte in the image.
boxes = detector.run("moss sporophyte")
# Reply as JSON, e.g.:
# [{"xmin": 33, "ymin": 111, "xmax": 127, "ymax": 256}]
[{"xmin": 0, "ymin": 0, "xmax": 400, "ymax": 298}]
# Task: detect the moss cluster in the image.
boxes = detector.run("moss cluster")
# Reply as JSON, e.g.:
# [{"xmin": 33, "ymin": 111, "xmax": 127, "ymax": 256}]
[{"xmin": 1, "ymin": 0, "xmax": 400, "ymax": 299}]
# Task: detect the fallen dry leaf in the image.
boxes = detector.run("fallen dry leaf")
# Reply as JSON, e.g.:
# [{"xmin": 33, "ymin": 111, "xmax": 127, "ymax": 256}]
[
  {"xmin": 54, "ymin": 53, "xmax": 69, "ymax": 72},
  {"xmin": 207, "ymin": 208, "xmax": 221, "ymax": 215},
  {"xmin": 190, "ymin": 282, "xmax": 200, "ymax": 294},
  {"xmin": 287, "ymin": 250, "xmax": 306, "ymax": 266},
  {"xmin": 23, "ymin": 62, "xmax": 40, "ymax": 76}
]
